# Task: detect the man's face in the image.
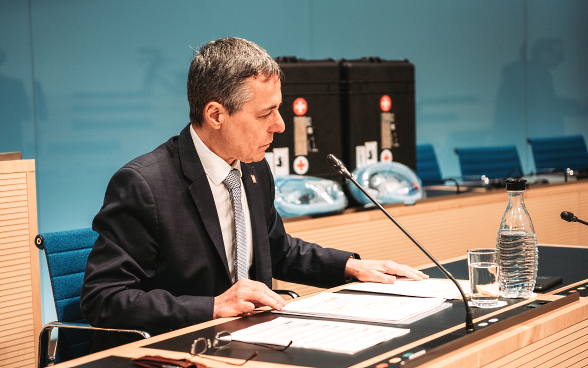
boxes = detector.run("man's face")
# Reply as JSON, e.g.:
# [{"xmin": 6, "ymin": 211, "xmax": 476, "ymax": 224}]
[{"xmin": 219, "ymin": 76, "xmax": 284, "ymax": 164}]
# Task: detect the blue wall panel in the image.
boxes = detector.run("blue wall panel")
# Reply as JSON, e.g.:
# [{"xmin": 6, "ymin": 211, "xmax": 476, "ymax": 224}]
[
  {"xmin": 0, "ymin": 0, "xmax": 36, "ymax": 158},
  {"xmin": 1, "ymin": 0, "xmax": 587, "ymax": 325}
]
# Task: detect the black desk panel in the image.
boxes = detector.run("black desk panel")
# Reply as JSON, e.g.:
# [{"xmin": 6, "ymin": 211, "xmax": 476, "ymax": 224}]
[
  {"xmin": 421, "ymin": 245, "xmax": 588, "ymax": 294},
  {"xmin": 72, "ymin": 356, "xmax": 133, "ymax": 368},
  {"xmin": 144, "ymin": 296, "xmax": 566, "ymax": 368}
]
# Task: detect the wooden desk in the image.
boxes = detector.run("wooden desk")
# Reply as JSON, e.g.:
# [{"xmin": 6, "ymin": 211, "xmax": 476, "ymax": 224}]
[
  {"xmin": 51, "ymin": 182, "xmax": 588, "ymax": 368},
  {"xmin": 52, "ymin": 282, "xmax": 588, "ymax": 368}
]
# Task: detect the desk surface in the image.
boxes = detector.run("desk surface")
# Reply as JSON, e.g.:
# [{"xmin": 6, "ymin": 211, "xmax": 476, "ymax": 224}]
[{"xmin": 56, "ymin": 246, "xmax": 588, "ymax": 368}]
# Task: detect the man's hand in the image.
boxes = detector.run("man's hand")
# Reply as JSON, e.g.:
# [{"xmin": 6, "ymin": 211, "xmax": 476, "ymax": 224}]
[
  {"xmin": 213, "ymin": 278, "xmax": 287, "ymax": 319},
  {"xmin": 345, "ymin": 258, "xmax": 429, "ymax": 284}
]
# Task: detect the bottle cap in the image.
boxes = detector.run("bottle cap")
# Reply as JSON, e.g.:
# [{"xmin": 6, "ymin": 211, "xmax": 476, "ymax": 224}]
[{"xmin": 505, "ymin": 179, "xmax": 527, "ymax": 191}]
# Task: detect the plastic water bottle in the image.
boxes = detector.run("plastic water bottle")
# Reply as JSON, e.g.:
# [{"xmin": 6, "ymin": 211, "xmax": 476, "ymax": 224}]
[{"xmin": 496, "ymin": 179, "xmax": 538, "ymax": 298}]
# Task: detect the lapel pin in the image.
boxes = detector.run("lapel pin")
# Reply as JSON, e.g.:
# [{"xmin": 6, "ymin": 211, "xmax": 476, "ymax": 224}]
[{"xmin": 251, "ymin": 175, "xmax": 257, "ymax": 184}]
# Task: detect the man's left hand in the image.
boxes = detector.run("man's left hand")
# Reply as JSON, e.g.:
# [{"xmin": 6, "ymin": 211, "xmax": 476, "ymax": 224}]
[{"xmin": 345, "ymin": 259, "xmax": 429, "ymax": 284}]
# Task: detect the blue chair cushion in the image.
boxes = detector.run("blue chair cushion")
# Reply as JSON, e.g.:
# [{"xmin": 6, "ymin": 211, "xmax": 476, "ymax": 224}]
[
  {"xmin": 40, "ymin": 229, "xmax": 98, "ymax": 323},
  {"xmin": 417, "ymin": 144, "xmax": 444, "ymax": 185},
  {"xmin": 456, "ymin": 146, "xmax": 523, "ymax": 179},
  {"xmin": 529, "ymin": 135, "xmax": 588, "ymax": 172}
]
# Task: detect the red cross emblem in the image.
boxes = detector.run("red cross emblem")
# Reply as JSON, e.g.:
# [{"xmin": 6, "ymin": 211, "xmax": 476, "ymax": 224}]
[
  {"xmin": 293, "ymin": 98, "xmax": 308, "ymax": 116},
  {"xmin": 293, "ymin": 156, "xmax": 309, "ymax": 175},
  {"xmin": 380, "ymin": 95, "xmax": 392, "ymax": 112}
]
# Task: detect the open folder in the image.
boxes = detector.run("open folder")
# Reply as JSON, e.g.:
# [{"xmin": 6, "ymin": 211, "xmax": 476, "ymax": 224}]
[
  {"xmin": 342, "ymin": 279, "xmax": 471, "ymax": 299},
  {"xmin": 231, "ymin": 317, "xmax": 410, "ymax": 354},
  {"xmin": 273, "ymin": 292, "xmax": 447, "ymax": 324}
]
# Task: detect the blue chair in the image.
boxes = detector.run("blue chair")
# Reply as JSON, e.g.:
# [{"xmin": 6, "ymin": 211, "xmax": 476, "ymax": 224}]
[
  {"xmin": 35, "ymin": 229, "xmax": 150, "ymax": 368},
  {"xmin": 454, "ymin": 146, "xmax": 523, "ymax": 180},
  {"xmin": 528, "ymin": 135, "xmax": 588, "ymax": 173},
  {"xmin": 416, "ymin": 144, "xmax": 444, "ymax": 185},
  {"xmin": 35, "ymin": 228, "xmax": 298, "ymax": 368},
  {"xmin": 417, "ymin": 144, "xmax": 460, "ymax": 192}
]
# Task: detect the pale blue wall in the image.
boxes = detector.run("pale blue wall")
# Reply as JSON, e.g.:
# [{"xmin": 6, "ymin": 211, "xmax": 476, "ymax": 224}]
[{"xmin": 1, "ymin": 0, "xmax": 587, "ymax": 324}]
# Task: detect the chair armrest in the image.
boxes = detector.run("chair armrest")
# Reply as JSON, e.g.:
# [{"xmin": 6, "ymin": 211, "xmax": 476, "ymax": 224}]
[
  {"xmin": 442, "ymin": 178, "xmax": 461, "ymax": 193},
  {"xmin": 41, "ymin": 321, "xmax": 151, "ymax": 338},
  {"xmin": 38, "ymin": 322, "xmax": 150, "ymax": 368}
]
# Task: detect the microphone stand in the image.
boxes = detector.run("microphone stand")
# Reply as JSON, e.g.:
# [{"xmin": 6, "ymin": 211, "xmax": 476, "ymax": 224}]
[{"xmin": 327, "ymin": 154, "xmax": 475, "ymax": 332}]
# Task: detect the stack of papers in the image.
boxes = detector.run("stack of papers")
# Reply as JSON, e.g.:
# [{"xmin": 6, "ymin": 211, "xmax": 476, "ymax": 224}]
[
  {"xmin": 274, "ymin": 292, "xmax": 446, "ymax": 324},
  {"xmin": 231, "ymin": 317, "xmax": 410, "ymax": 354},
  {"xmin": 342, "ymin": 279, "xmax": 471, "ymax": 299}
]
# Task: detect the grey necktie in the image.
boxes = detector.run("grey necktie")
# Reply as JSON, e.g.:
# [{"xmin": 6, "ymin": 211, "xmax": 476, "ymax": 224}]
[{"xmin": 223, "ymin": 169, "xmax": 248, "ymax": 282}]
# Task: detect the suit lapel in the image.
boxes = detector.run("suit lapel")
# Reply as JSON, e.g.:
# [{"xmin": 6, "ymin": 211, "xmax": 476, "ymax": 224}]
[
  {"xmin": 241, "ymin": 164, "xmax": 272, "ymax": 288},
  {"xmin": 177, "ymin": 124, "xmax": 231, "ymax": 281}
]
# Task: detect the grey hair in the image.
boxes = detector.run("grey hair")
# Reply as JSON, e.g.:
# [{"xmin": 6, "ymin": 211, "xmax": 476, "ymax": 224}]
[{"xmin": 188, "ymin": 37, "xmax": 283, "ymax": 125}]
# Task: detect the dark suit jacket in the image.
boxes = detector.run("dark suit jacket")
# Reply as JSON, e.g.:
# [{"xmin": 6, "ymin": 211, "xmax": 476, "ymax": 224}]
[{"xmin": 80, "ymin": 124, "xmax": 353, "ymax": 350}]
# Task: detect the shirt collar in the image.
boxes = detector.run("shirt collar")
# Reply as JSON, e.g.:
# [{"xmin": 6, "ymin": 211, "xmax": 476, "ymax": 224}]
[{"xmin": 189, "ymin": 124, "xmax": 242, "ymax": 186}]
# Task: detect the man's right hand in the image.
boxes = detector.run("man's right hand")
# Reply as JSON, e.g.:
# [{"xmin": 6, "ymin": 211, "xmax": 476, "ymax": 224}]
[{"xmin": 213, "ymin": 278, "xmax": 287, "ymax": 319}]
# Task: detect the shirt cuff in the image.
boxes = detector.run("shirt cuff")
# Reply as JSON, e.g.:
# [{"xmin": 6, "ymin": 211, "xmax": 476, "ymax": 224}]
[{"xmin": 345, "ymin": 253, "xmax": 361, "ymax": 283}]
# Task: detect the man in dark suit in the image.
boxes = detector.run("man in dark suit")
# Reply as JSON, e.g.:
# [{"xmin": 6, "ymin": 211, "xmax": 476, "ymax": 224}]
[{"xmin": 80, "ymin": 37, "xmax": 427, "ymax": 351}]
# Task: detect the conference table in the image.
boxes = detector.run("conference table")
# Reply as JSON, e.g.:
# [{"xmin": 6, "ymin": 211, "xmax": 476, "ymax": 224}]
[{"xmin": 53, "ymin": 244, "xmax": 588, "ymax": 368}]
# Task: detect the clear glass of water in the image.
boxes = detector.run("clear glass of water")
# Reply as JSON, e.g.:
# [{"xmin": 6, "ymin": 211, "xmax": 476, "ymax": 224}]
[{"xmin": 468, "ymin": 248, "xmax": 500, "ymax": 308}]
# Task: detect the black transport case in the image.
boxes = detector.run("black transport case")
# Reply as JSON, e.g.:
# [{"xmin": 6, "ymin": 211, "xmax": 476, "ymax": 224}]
[
  {"xmin": 339, "ymin": 58, "xmax": 416, "ymax": 173},
  {"xmin": 269, "ymin": 57, "xmax": 343, "ymax": 183}
]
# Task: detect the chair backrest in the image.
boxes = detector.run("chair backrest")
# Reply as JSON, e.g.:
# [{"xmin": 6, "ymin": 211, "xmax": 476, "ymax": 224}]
[
  {"xmin": 455, "ymin": 146, "xmax": 523, "ymax": 180},
  {"xmin": 528, "ymin": 135, "xmax": 588, "ymax": 173},
  {"xmin": 36, "ymin": 228, "xmax": 98, "ymax": 362},
  {"xmin": 416, "ymin": 144, "xmax": 445, "ymax": 185}
]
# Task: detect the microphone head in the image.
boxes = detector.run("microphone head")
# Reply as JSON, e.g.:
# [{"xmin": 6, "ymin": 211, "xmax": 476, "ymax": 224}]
[
  {"xmin": 561, "ymin": 211, "xmax": 576, "ymax": 222},
  {"xmin": 326, "ymin": 154, "xmax": 352, "ymax": 180}
]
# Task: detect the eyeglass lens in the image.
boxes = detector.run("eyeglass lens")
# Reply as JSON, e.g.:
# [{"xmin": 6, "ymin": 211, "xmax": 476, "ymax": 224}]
[
  {"xmin": 191, "ymin": 331, "xmax": 232, "ymax": 355},
  {"xmin": 213, "ymin": 331, "xmax": 232, "ymax": 350}
]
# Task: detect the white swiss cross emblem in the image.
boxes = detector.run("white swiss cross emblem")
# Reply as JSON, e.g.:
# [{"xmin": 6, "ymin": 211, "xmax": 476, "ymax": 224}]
[{"xmin": 293, "ymin": 97, "xmax": 308, "ymax": 116}]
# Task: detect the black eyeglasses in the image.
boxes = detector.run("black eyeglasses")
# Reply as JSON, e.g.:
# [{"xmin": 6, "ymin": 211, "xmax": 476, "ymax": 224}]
[{"xmin": 189, "ymin": 330, "xmax": 292, "ymax": 366}]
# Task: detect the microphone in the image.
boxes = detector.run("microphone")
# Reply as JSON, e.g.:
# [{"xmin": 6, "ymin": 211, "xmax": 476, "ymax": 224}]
[
  {"xmin": 561, "ymin": 211, "xmax": 588, "ymax": 226},
  {"xmin": 326, "ymin": 154, "xmax": 352, "ymax": 180},
  {"xmin": 327, "ymin": 154, "xmax": 475, "ymax": 332}
]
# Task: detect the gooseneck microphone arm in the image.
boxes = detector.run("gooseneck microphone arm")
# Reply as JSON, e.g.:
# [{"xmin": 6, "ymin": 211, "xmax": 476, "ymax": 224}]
[
  {"xmin": 327, "ymin": 154, "xmax": 475, "ymax": 332},
  {"xmin": 561, "ymin": 211, "xmax": 588, "ymax": 226}
]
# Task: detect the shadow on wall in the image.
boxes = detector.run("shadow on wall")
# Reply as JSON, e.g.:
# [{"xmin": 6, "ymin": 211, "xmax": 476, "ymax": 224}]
[
  {"xmin": 0, "ymin": 49, "xmax": 30, "ymax": 153},
  {"xmin": 493, "ymin": 37, "xmax": 588, "ymax": 140},
  {"xmin": 0, "ymin": 49, "xmax": 48, "ymax": 155}
]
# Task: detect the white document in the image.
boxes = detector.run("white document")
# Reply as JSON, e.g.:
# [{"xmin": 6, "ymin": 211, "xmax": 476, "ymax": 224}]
[
  {"xmin": 230, "ymin": 317, "xmax": 410, "ymax": 354},
  {"xmin": 343, "ymin": 279, "xmax": 471, "ymax": 300},
  {"xmin": 274, "ymin": 292, "xmax": 446, "ymax": 324},
  {"xmin": 272, "ymin": 147, "xmax": 289, "ymax": 176},
  {"xmin": 356, "ymin": 145, "xmax": 366, "ymax": 168},
  {"xmin": 264, "ymin": 152, "xmax": 275, "ymax": 176},
  {"xmin": 365, "ymin": 141, "xmax": 378, "ymax": 166}
]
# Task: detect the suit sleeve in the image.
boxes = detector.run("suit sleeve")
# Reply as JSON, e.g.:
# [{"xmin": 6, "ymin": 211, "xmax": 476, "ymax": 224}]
[
  {"xmin": 80, "ymin": 167, "xmax": 214, "ymax": 335},
  {"xmin": 259, "ymin": 160, "xmax": 358, "ymax": 288}
]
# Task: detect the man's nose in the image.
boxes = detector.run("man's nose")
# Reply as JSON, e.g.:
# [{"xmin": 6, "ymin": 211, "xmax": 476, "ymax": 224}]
[{"xmin": 272, "ymin": 111, "xmax": 285, "ymax": 134}]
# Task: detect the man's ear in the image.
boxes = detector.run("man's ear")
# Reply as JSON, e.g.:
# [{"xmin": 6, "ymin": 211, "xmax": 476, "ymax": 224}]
[{"xmin": 202, "ymin": 101, "xmax": 225, "ymax": 130}]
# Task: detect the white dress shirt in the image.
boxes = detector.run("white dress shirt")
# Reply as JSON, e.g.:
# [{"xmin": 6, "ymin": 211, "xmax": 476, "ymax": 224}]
[{"xmin": 190, "ymin": 125, "xmax": 254, "ymax": 283}]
